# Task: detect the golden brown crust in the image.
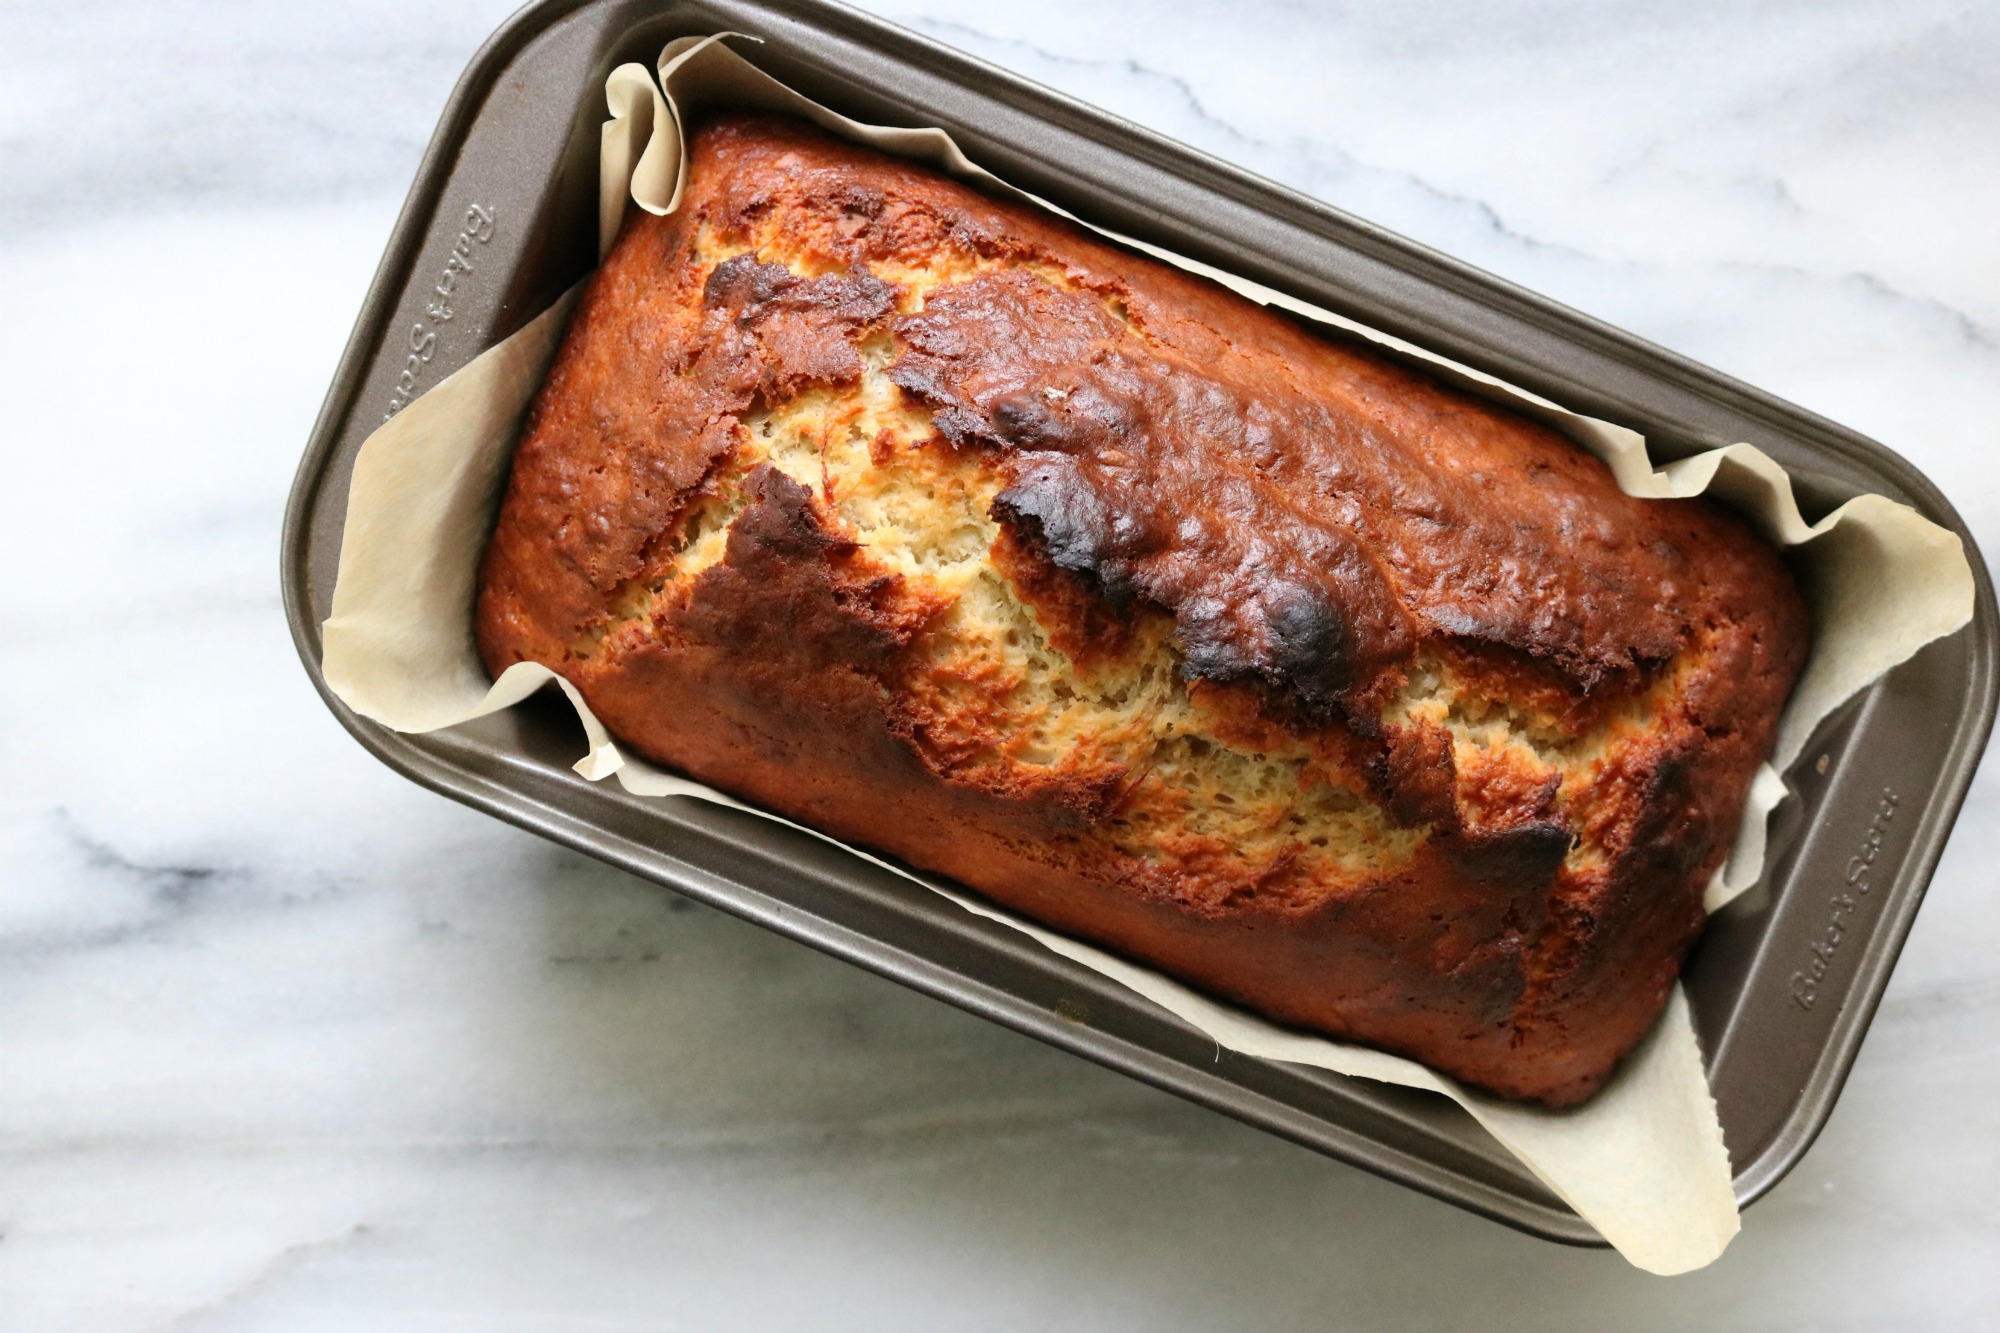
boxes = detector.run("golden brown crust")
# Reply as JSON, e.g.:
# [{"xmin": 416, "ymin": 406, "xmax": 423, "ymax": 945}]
[{"xmin": 476, "ymin": 114, "xmax": 1811, "ymax": 1105}]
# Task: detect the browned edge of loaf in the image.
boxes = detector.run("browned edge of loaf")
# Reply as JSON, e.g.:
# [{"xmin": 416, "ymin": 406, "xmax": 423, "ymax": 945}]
[{"xmin": 474, "ymin": 113, "xmax": 1812, "ymax": 1106}]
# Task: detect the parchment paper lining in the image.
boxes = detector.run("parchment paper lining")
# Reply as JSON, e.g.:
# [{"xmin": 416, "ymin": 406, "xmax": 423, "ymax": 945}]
[{"xmin": 319, "ymin": 35, "xmax": 1975, "ymax": 1275}]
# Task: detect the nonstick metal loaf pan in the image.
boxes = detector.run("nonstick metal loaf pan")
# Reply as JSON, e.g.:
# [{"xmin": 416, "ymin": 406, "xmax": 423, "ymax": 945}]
[{"xmin": 281, "ymin": 0, "xmax": 1998, "ymax": 1245}]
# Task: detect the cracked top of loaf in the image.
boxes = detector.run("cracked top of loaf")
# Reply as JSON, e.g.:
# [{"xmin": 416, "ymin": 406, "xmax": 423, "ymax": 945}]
[{"xmin": 476, "ymin": 114, "xmax": 1810, "ymax": 1104}]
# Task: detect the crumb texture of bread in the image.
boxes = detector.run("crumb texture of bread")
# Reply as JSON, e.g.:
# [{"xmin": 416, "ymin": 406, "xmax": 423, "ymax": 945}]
[{"xmin": 476, "ymin": 115, "xmax": 1811, "ymax": 1105}]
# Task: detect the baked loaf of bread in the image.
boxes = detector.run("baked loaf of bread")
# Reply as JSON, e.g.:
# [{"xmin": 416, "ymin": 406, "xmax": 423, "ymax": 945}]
[{"xmin": 478, "ymin": 114, "xmax": 1810, "ymax": 1105}]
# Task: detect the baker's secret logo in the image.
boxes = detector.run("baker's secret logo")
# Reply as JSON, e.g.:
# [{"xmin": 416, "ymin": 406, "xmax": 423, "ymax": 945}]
[
  {"xmin": 384, "ymin": 203, "xmax": 496, "ymax": 420},
  {"xmin": 1788, "ymin": 787, "xmax": 1898, "ymax": 1012}
]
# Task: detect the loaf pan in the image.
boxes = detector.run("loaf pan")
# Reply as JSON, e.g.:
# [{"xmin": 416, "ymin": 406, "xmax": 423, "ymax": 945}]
[{"xmin": 280, "ymin": 0, "xmax": 1998, "ymax": 1245}]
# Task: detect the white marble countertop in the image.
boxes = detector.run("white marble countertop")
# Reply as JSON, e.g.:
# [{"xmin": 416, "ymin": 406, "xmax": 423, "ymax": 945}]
[{"xmin": 3, "ymin": 0, "xmax": 1997, "ymax": 1326}]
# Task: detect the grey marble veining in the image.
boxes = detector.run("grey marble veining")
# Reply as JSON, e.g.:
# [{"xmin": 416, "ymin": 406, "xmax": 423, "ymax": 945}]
[{"xmin": 1, "ymin": 1, "xmax": 1996, "ymax": 1327}]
